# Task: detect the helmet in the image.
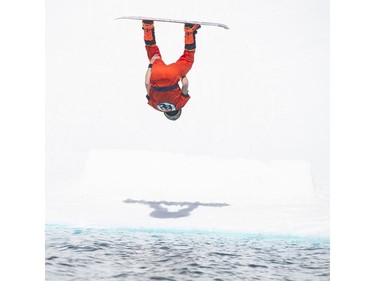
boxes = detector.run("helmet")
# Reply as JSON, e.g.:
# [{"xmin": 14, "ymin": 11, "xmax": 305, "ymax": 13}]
[{"xmin": 164, "ymin": 109, "xmax": 182, "ymax": 121}]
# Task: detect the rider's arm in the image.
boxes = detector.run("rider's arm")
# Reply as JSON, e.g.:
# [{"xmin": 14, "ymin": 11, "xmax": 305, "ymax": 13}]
[
  {"xmin": 145, "ymin": 55, "xmax": 161, "ymax": 94},
  {"xmin": 181, "ymin": 76, "xmax": 189, "ymax": 95},
  {"xmin": 145, "ymin": 65, "xmax": 152, "ymax": 93}
]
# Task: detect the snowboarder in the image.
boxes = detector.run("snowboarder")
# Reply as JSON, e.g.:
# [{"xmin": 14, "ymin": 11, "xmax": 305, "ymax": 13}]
[{"xmin": 142, "ymin": 20, "xmax": 201, "ymax": 121}]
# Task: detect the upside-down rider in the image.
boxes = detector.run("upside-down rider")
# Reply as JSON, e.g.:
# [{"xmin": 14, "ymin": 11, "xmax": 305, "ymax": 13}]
[{"xmin": 143, "ymin": 20, "xmax": 201, "ymax": 121}]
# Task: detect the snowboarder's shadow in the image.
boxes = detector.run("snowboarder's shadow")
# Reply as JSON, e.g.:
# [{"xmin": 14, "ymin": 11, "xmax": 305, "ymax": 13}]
[{"xmin": 123, "ymin": 199, "xmax": 229, "ymax": 219}]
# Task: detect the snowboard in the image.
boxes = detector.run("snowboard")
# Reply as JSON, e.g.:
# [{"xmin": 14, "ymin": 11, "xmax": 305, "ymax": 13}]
[{"xmin": 115, "ymin": 16, "xmax": 229, "ymax": 30}]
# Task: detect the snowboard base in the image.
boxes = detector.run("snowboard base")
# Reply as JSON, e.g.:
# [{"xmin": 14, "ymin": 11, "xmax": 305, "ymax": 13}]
[{"xmin": 115, "ymin": 16, "xmax": 229, "ymax": 30}]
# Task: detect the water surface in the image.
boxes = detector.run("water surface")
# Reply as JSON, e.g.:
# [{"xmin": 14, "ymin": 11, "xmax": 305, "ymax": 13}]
[{"xmin": 46, "ymin": 226, "xmax": 329, "ymax": 280}]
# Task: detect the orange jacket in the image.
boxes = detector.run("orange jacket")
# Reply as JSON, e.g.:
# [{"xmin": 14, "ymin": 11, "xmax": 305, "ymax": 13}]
[{"xmin": 146, "ymin": 46, "xmax": 194, "ymax": 112}]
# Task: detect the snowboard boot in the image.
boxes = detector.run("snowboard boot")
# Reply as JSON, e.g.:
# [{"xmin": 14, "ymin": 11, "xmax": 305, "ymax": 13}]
[
  {"xmin": 184, "ymin": 23, "xmax": 201, "ymax": 51},
  {"xmin": 142, "ymin": 20, "xmax": 156, "ymax": 46}
]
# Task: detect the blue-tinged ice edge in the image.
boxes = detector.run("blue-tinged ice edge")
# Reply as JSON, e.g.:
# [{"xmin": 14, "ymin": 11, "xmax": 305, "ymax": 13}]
[{"xmin": 46, "ymin": 224, "xmax": 329, "ymax": 244}]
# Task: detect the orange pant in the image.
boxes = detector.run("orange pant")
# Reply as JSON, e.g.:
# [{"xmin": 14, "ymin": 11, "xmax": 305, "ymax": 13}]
[{"xmin": 146, "ymin": 45, "xmax": 195, "ymax": 86}]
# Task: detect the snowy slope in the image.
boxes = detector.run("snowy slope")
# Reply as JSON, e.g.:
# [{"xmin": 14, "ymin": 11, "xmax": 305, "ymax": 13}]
[
  {"xmin": 46, "ymin": 149, "xmax": 329, "ymax": 237},
  {"xmin": 46, "ymin": 0, "xmax": 329, "ymax": 237}
]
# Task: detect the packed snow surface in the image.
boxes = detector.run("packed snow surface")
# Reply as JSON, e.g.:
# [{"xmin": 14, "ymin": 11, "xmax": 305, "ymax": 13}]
[{"xmin": 46, "ymin": 150, "xmax": 329, "ymax": 237}]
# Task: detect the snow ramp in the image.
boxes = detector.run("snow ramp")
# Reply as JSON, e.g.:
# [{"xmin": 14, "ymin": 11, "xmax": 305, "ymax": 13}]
[{"xmin": 46, "ymin": 149, "xmax": 329, "ymax": 238}]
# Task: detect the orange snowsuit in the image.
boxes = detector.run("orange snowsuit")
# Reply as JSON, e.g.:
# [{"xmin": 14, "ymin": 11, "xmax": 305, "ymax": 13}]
[
  {"xmin": 145, "ymin": 45, "xmax": 194, "ymax": 111},
  {"xmin": 143, "ymin": 23, "xmax": 198, "ymax": 112}
]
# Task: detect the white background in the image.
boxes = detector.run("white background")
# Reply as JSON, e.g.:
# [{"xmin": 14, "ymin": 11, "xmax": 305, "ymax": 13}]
[
  {"xmin": 44, "ymin": 0, "xmax": 330, "ymax": 237},
  {"xmin": 1, "ymin": 0, "xmax": 375, "ymax": 280},
  {"xmin": 46, "ymin": 0, "xmax": 329, "ymax": 190}
]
